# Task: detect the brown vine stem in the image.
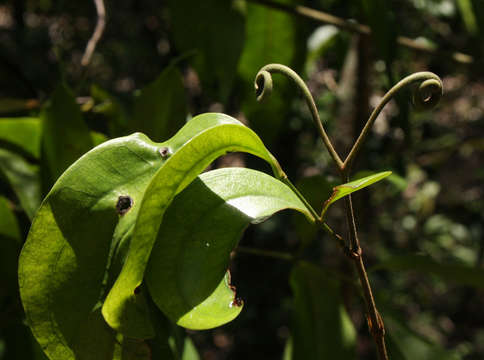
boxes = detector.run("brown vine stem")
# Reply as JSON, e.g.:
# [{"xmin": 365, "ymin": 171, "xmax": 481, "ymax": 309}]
[
  {"xmin": 247, "ymin": 0, "xmax": 473, "ymax": 65},
  {"xmin": 254, "ymin": 63, "xmax": 443, "ymax": 360},
  {"xmin": 81, "ymin": 0, "xmax": 106, "ymax": 67}
]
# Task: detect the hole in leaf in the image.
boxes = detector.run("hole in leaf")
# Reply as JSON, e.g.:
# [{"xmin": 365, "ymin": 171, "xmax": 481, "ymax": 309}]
[
  {"xmin": 134, "ymin": 285, "xmax": 141, "ymax": 295},
  {"xmin": 116, "ymin": 195, "xmax": 133, "ymax": 215}
]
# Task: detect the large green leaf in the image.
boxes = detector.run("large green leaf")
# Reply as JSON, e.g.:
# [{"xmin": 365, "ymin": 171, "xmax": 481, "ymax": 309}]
[
  {"xmin": 0, "ymin": 148, "xmax": 41, "ymax": 219},
  {"xmin": 146, "ymin": 167, "xmax": 310, "ymax": 330},
  {"xmin": 168, "ymin": 0, "xmax": 245, "ymax": 101},
  {"xmin": 19, "ymin": 133, "xmax": 165, "ymax": 360},
  {"xmin": 320, "ymin": 171, "xmax": 392, "ymax": 220},
  {"xmin": 289, "ymin": 262, "xmax": 356, "ymax": 359},
  {"xmin": 131, "ymin": 65, "xmax": 187, "ymax": 142},
  {"xmin": 102, "ymin": 114, "xmax": 282, "ymax": 337},
  {"xmin": 41, "ymin": 83, "xmax": 93, "ymax": 184},
  {"xmin": 0, "ymin": 117, "xmax": 41, "ymax": 158},
  {"xmin": 19, "ymin": 112, "xmax": 281, "ymax": 359},
  {"xmin": 371, "ymin": 254, "xmax": 484, "ymax": 289}
]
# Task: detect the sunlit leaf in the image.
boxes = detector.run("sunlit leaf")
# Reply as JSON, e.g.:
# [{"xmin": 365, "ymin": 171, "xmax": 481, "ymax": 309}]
[
  {"xmin": 320, "ymin": 171, "xmax": 392, "ymax": 219},
  {"xmin": 146, "ymin": 167, "xmax": 310, "ymax": 330},
  {"xmin": 19, "ymin": 133, "xmax": 166, "ymax": 359},
  {"xmin": 102, "ymin": 114, "xmax": 282, "ymax": 337},
  {"xmin": 290, "ymin": 262, "xmax": 356, "ymax": 359}
]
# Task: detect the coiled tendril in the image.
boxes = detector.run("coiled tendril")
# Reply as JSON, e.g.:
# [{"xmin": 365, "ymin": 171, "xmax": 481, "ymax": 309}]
[{"xmin": 254, "ymin": 64, "xmax": 443, "ymax": 173}]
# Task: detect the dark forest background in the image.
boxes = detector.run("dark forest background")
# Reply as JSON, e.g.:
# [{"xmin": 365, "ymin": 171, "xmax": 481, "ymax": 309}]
[{"xmin": 1, "ymin": 0, "xmax": 484, "ymax": 359}]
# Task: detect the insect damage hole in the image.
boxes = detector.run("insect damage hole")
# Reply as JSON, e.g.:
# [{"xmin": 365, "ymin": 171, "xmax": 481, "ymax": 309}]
[{"xmin": 116, "ymin": 195, "xmax": 133, "ymax": 215}]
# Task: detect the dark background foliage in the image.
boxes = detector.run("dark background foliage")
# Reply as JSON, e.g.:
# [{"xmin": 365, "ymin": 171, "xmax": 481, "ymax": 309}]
[{"xmin": 1, "ymin": 0, "xmax": 483, "ymax": 359}]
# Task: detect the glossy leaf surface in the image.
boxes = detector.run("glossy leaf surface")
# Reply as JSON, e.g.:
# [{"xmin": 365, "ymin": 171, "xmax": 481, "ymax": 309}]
[
  {"xmin": 320, "ymin": 171, "xmax": 392, "ymax": 219},
  {"xmin": 290, "ymin": 262, "xmax": 356, "ymax": 359},
  {"xmin": 19, "ymin": 112, "xmax": 278, "ymax": 358},
  {"xmin": 146, "ymin": 167, "xmax": 310, "ymax": 329},
  {"xmin": 19, "ymin": 133, "xmax": 165, "ymax": 360},
  {"xmin": 102, "ymin": 114, "xmax": 281, "ymax": 337}
]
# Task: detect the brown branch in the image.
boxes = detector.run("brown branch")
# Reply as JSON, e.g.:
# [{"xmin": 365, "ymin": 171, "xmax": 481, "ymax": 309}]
[
  {"xmin": 247, "ymin": 0, "xmax": 473, "ymax": 65},
  {"xmin": 81, "ymin": 0, "xmax": 106, "ymax": 67}
]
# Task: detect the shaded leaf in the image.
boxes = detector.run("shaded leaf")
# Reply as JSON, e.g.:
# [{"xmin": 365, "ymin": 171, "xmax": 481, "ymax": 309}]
[
  {"xmin": 360, "ymin": 0, "xmax": 398, "ymax": 63},
  {"xmin": 0, "ymin": 117, "xmax": 41, "ymax": 158},
  {"xmin": 383, "ymin": 312, "xmax": 462, "ymax": 360},
  {"xmin": 0, "ymin": 148, "xmax": 41, "ymax": 219},
  {"xmin": 102, "ymin": 113, "xmax": 282, "ymax": 337},
  {"xmin": 146, "ymin": 167, "xmax": 310, "ymax": 329},
  {"xmin": 320, "ymin": 171, "xmax": 391, "ymax": 219},
  {"xmin": 371, "ymin": 254, "xmax": 484, "ymax": 289},
  {"xmin": 132, "ymin": 65, "xmax": 187, "ymax": 142},
  {"xmin": 290, "ymin": 262, "xmax": 356, "ymax": 359},
  {"xmin": 0, "ymin": 195, "xmax": 20, "ymax": 242},
  {"xmin": 238, "ymin": 0, "xmax": 301, "ymax": 145},
  {"xmin": 168, "ymin": 0, "xmax": 245, "ymax": 101},
  {"xmin": 41, "ymin": 83, "xmax": 93, "ymax": 183},
  {"xmin": 457, "ymin": 0, "xmax": 478, "ymax": 34}
]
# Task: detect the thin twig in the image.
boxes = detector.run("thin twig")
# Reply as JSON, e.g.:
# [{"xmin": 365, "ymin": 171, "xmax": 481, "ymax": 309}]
[
  {"xmin": 81, "ymin": 0, "xmax": 106, "ymax": 67},
  {"xmin": 247, "ymin": 0, "xmax": 473, "ymax": 65}
]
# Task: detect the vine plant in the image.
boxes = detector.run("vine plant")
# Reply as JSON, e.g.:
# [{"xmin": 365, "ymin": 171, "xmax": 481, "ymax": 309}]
[{"xmin": 18, "ymin": 64, "xmax": 442, "ymax": 360}]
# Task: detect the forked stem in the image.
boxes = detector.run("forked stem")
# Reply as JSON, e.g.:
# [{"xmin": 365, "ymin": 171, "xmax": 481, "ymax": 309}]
[{"xmin": 254, "ymin": 63, "xmax": 443, "ymax": 360}]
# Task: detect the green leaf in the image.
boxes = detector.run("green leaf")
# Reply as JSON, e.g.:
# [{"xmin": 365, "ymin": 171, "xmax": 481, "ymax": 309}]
[
  {"xmin": 320, "ymin": 171, "xmax": 392, "ymax": 219},
  {"xmin": 0, "ymin": 149, "xmax": 41, "ymax": 219},
  {"xmin": 102, "ymin": 113, "xmax": 282, "ymax": 337},
  {"xmin": 290, "ymin": 262, "xmax": 356, "ymax": 359},
  {"xmin": 371, "ymin": 254, "xmax": 484, "ymax": 289},
  {"xmin": 0, "ymin": 117, "xmax": 41, "ymax": 158},
  {"xmin": 19, "ymin": 133, "xmax": 165, "ymax": 360},
  {"xmin": 238, "ymin": 0, "xmax": 301, "ymax": 146},
  {"xmin": 181, "ymin": 337, "xmax": 200, "ymax": 360},
  {"xmin": 146, "ymin": 167, "xmax": 309, "ymax": 330},
  {"xmin": 131, "ymin": 65, "xmax": 187, "ymax": 142},
  {"xmin": 19, "ymin": 112, "xmax": 281, "ymax": 358},
  {"xmin": 168, "ymin": 0, "xmax": 245, "ymax": 101},
  {"xmin": 41, "ymin": 83, "xmax": 93, "ymax": 183}
]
